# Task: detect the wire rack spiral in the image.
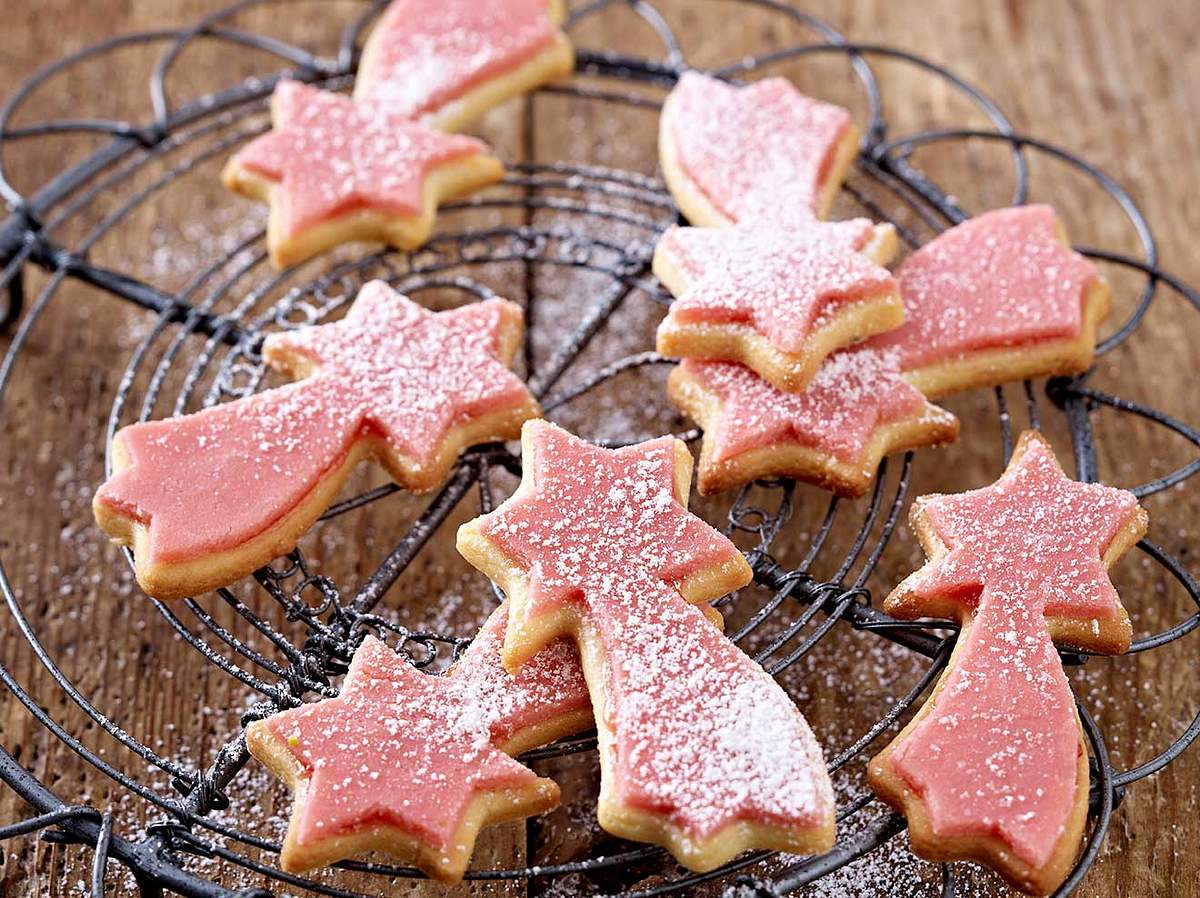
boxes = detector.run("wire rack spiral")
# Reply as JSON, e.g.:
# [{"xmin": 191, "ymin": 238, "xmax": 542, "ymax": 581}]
[{"xmin": 1, "ymin": 1, "xmax": 1198, "ymax": 896}]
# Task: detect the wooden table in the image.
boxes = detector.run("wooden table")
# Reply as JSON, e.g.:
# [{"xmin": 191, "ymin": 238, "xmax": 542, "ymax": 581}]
[{"xmin": 1, "ymin": 1, "xmax": 1197, "ymax": 896}]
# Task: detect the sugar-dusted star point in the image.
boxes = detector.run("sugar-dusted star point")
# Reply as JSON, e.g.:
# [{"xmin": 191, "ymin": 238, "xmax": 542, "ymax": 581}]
[
  {"xmin": 222, "ymin": 81, "xmax": 504, "ymax": 268},
  {"xmin": 669, "ymin": 349, "xmax": 959, "ymax": 497},
  {"xmin": 655, "ymin": 220, "xmax": 902, "ymax": 392},
  {"xmin": 868, "ymin": 431, "xmax": 1147, "ymax": 896}
]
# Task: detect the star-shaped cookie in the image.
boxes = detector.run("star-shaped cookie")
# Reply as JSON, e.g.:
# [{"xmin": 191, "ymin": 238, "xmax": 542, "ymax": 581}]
[
  {"xmin": 654, "ymin": 220, "xmax": 902, "ymax": 392},
  {"xmin": 93, "ymin": 281, "xmax": 538, "ymax": 599},
  {"xmin": 247, "ymin": 605, "xmax": 591, "ymax": 882},
  {"xmin": 868, "ymin": 431, "xmax": 1147, "ymax": 895},
  {"xmin": 355, "ymin": 0, "xmax": 574, "ymax": 132},
  {"xmin": 866, "ymin": 204, "xmax": 1110, "ymax": 398},
  {"xmin": 669, "ymin": 349, "xmax": 958, "ymax": 497},
  {"xmin": 659, "ymin": 71, "xmax": 861, "ymax": 227},
  {"xmin": 457, "ymin": 420, "xmax": 835, "ymax": 871},
  {"xmin": 222, "ymin": 81, "xmax": 504, "ymax": 268}
]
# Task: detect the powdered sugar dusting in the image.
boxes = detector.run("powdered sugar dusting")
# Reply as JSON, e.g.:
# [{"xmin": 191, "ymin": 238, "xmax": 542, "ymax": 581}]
[
  {"xmin": 233, "ymin": 81, "xmax": 491, "ymax": 236},
  {"xmin": 658, "ymin": 221, "xmax": 895, "ymax": 354},
  {"xmin": 665, "ymin": 71, "xmax": 853, "ymax": 224},
  {"xmin": 867, "ymin": 204, "xmax": 1099, "ymax": 370},
  {"xmin": 681, "ymin": 349, "xmax": 926, "ymax": 464},
  {"xmin": 478, "ymin": 423, "xmax": 833, "ymax": 840},
  {"xmin": 95, "ymin": 282, "xmax": 534, "ymax": 564},
  {"xmin": 886, "ymin": 435, "xmax": 1142, "ymax": 869},
  {"xmin": 356, "ymin": 0, "xmax": 558, "ymax": 119}
]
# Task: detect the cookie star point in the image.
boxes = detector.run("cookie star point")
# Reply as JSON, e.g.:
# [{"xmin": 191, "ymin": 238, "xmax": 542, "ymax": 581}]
[{"xmin": 222, "ymin": 81, "xmax": 503, "ymax": 268}]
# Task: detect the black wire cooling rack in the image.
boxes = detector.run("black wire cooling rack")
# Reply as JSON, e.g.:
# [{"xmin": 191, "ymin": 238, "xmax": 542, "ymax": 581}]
[{"xmin": 1, "ymin": 1, "xmax": 1199, "ymax": 896}]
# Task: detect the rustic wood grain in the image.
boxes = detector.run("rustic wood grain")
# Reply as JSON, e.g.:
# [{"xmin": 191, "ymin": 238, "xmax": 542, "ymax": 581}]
[{"xmin": 1, "ymin": 1, "xmax": 1198, "ymax": 897}]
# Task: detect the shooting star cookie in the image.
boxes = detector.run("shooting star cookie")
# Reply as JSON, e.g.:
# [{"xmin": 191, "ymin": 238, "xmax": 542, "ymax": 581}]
[
  {"xmin": 654, "ymin": 220, "xmax": 902, "ymax": 392},
  {"xmin": 94, "ymin": 281, "xmax": 538, "ymax": 599},
  {"xmin": 222, "ymin": 81, "xmax": 503, "ymax": 268},
  {"xmin": 659, "ymin": 71, "xmax": 861, "ymax": 227},
  {"xmin": 668, "ymin": 350, "xmax": 958, "ymax": 497},
  {"xmin": 247, "ymin": 602, "xmax": 591, "ymax": 881},
  {"xmin": 868, "ymin": 431, "xmax": 1147, "ymax": 895},
  {"xmin": 458, "ymin": 420, "xmax": 835, "ymax": 871},
  {"xmin": 867, "ymin": 204, "xmax": 1110, "ymax": 398},
  {"xmin": 356, "ymin": 0, "xmax": 574, "ymax": 132}
]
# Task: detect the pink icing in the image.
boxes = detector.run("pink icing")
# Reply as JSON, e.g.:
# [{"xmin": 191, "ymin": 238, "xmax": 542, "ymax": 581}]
[
  {"xmin": 355, "ymin": 0, "xmax": 560, "ymax": 119},
  {"xmin": 680, "ymin": 349, "xmax": 927, "ymax": 464},
  {"xmin": 232, "ymin": 81, "xmax": 491, "ymax": 237},
  {"xmin": 477, "ymin": 423, "xmax": 832, "ymax": 838},
  {"xmin": 658, "ymin": 221, "xmax": 895, "ymax": 355},
  {"xmin": 867, "ymin": 205, "xmax": 1099, "ymax": 370},
  {"xmin": 664, "ymin": 71, "xmax": 854, "ymax": 224},
  {"xmin": 95, "ymin": 282, "xmax": 533, "ymax": 565},
  {"xmin": 887, "ymin": 437, "xmax": 1140, "ymax": 869},
  {"xmin": 261, "ymin": 607, "xmax": 589, "ymax": 852}
]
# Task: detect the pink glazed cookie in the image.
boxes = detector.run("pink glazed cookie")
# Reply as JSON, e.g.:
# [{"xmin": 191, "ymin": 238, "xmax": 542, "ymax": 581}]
[
  {"xmin": 659, "ymin": 71, "xmax": 860, "ymax": 227},
  {"xmin": 457, "ymin": 420, "xmax": 835, "ymax": 871},
  {"xmin": 355, "ymin": 0, "xmax": 574, "ymax": 132},
  {"xmin": 654, "ymin": 219, "xmax": 902, "ymax": 392},
  {"xmin": 93, "ymin": 281, "xmax": 538, "ymax": 599},
  {"xmin": 868, "ymin": 431, "xmax": 1147, "ymax": 895},
  {"xmin": 222, "ymin": 81, "xmax": 503, "ymax": 268},
  {"xmin": 247, "ymin": 602, "xmax": 591, "ymax": 881},
  {"xmin": 867, "ymin": 205, "xmax": 1111, "ymax": 398},
  {"xmin": 669, "ymin": 350, "xmax": 958, "ymax": 497}
]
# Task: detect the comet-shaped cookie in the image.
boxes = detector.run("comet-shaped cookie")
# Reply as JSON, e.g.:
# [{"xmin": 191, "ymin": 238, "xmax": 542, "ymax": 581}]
[
  {"xmin": 866, "ymin": 205, "xmax": 1110, "ymax": 398},
  {"xmin": 669, "ymin": 350, "xmax": 959, "ymax": 497},
  {"xmin": 458, "ymin": 420, "xmax": 835, "ymax": 870},
  {"xmin": 247, "ymin": 603, "xmax": 591, "ymax": 882},
  {"xmin": 655, "ymin": 220, "xmax": 902, "ymax": 392},
  {"xmin": 93, "ymin": 281, "xmax": 538, "ymax": 599},
  {"xmin": 355, "ymin": 0, "xmax": 574, "ymax": 131},
  {"xmin": 868, "ymin": 431, "xmax": 1147, "ymax": 895},
  {"xmin": 659, "ymin": 71, "xmax": 860, "ymax": 227},
  {"xmin": 222, "ymin": 81, "xmax": 503, "ymax": 268}
]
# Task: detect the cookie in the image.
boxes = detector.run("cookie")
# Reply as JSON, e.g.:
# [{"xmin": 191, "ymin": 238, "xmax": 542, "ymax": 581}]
[
  {"xmin": 246, "ymin": 601, "xmax": 591, "ymax": 882},
  {"xmin": 659, "ymin": 71, "xmax": 860, "ymax": 227},
  {"xmin": 355, "ymin": 0, "xmax": 574, "ymax": 132},
  {"xmin": 654, "ymin": 219, "xmax": 903, "ymax": 392},
  {"xmin": 93, "ymin": 281, "xmax": 538, "ymax": 600},
  {"xmin": 457, "ymin": 420, "xmax": 835, "ymax": 871},
  {"xmin": 866, "ymin": 204, "xmax": 1110, "ymax": 398},
  {"xmin": 867, "ymin": 430, "xmax": 1147, "ymax": 895},
  {"xmin": 668, "ymin": 349, "xmax": 959, "ymax": 498},
  {"xmin": 221, "ymin": 81, "xmax": 504, "ymax": 268}
]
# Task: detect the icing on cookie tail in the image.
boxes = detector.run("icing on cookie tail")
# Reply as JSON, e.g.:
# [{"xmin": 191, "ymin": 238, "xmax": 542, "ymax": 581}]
[
  {"xmin": 457, "ymin": 420, "xmax": 835, "ymax": 869},
  {"xmin": 355, "ymin": 0, "xmax": 574, "ymax": 132}
]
